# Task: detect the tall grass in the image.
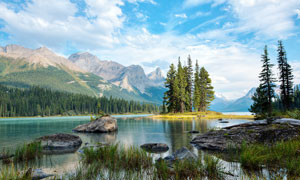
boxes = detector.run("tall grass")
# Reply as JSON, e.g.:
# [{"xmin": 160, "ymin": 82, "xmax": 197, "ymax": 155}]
[
  {"xmin": 240, "ymin": 139, "xmax": 300, "ymax": 177},
  {"xmin": 14, "ymin": 141, "xmax": 42, "ymax": 162},
  {"xmin": 0, "ymin": 164, "xmax": 31, "ymax": 180},
  {"xmin": 67, "ymin": 144, "xmax": 226, "ymax": 180}
]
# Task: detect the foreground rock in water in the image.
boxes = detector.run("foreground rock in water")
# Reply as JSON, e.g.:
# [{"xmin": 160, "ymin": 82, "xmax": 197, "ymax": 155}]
[
  {"xmin": 191, "ymin": 118, "xmax": 300, "ymax": 152},
  {"xmin": 37, "ymin": 133, "xmax": 82, "ymax": 154},
  {"xmin": 73, "ymin": 116, "xmax": 118, "ymax": 133},
  {"xmin": 157, "ymin": 147, "xmax": 197, "ymax": 166},
  {"xmin": 140, "ymin": 143, "xmax": 169, "ymax": 153}
]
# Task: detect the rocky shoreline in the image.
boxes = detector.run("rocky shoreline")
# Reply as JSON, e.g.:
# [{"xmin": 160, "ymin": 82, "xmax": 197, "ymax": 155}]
[{"xmin": 191, "ymin": 118, "xmax": 300, "ymax": 151}]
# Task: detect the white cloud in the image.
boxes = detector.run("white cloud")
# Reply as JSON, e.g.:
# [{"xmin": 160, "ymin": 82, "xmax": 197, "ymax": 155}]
[
  {"xmin": 227, "ymin": 0, "xmax": 300, "ymax": 39},
  {"xmin": 0, "ymin": 0, "xmax": 124, "ymax": 49},
  {"xmin": 175, "ymin": 13, "xmax": 187, "ymax": 19},
  {"xmin": 127, "ymin": 0, "xmax": 157, "ymax": 5},
  {"xmin": 136, "ymin": 12, "xmax": 148, "ymax": 22},
  {"xmin": 296, "ymin": 9, "xmax": 300, "ymax": 19}
]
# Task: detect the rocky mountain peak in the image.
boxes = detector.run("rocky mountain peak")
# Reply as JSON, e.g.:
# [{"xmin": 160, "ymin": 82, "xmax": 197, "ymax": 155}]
[
  {"xmin": 69, "ymin": 52, "xmax": 98, "ymax": 62},
  {"xmin": 2, "ymin": 44, "xmax": 32, "ymax": 55},
  {"xmin": 148, "ymin": 67, "xmax": 164, "ymax": 80}
]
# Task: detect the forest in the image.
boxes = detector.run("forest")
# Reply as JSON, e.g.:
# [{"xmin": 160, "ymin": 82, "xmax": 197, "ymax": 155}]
[{"xmin": 0, "ymin": 85, "xmax": 161, "ymax": 117}]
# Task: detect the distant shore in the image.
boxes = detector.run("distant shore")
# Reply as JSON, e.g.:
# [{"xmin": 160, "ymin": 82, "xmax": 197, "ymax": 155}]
[
  {"xmin": 150, "ymin": 111, "xmax": 254, "ymax": 120},
  {"xmin": 0, "ymin": 113, "xmax": 156, "ymax": 119}
]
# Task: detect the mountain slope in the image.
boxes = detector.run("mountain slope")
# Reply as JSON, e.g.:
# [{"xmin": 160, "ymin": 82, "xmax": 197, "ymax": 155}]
[
  {"xmin": 210, "ymin": 88, "xmax": 255, "ymax": 112},
  {"xmin": 69, "ymin": 52, "xmax": 166, "ymax": 103},
  {"xmin": 0, "ymin": 45, "xmax": 163, "ymax": 103}
]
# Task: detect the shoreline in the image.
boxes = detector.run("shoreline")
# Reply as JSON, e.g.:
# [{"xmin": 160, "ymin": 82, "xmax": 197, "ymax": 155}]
[
  {"xmin": 150, "ymin": 111, "xmax": 254, "ymax": 120},
  {"xmin": 0, "ymin": 113, "xmax": 157, "ymax": 119}
]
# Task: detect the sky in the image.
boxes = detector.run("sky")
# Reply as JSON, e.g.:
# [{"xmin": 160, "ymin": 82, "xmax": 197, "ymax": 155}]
[{"xmin": 0, "ymin": 0, "xmax": 300, "ymax": 99}]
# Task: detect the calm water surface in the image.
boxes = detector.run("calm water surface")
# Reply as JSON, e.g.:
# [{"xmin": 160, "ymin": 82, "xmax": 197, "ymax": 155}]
[{"xmin": 0, "ymin": 115, "xmax": 250, "ymax": 176}]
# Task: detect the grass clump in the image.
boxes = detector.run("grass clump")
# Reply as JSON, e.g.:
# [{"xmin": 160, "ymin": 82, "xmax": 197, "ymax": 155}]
[
  {"xmin": 0, "ymin": 164, "xmax": 31, "ymax": 180},
  {"xmin": 68, "ymin": 144, "xmax": 226, "ymax": 180},
  {"xmin": 14, "ymin": 141, "xmax": 42, "ymax": 163},
  {"xmin": 240, "ymin": 139, "xmax": 300, "ymax": 176}
]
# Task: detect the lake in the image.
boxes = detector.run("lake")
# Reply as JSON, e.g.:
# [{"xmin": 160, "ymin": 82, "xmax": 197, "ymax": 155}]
[{"xmin": 0, "ymin": 115, "xmax": 251, "ymax": 177}]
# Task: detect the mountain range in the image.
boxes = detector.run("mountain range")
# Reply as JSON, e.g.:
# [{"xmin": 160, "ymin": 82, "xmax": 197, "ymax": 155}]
[
  {"xmin": 0, "ymin": 45, "xmax": 165, "ymax": 104},
  {"xmin": 210, "ymin": 88, "xmax": 256, "ymax": 112}
]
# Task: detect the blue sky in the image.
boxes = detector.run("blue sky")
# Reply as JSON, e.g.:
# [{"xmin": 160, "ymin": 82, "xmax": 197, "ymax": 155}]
[{"xmin": 0, "ymin": 0, "xmax": 300, "ymax": 99}]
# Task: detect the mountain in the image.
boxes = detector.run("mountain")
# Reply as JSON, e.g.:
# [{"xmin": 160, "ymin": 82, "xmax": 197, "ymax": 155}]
[
  {"xmin": 210, "ymin": 88, "xmax": 256, "ymax": 112},
  {"xmin": 147, "ymin": 67, "xmax": 165, "ymax": 86},
  {"xmin": 0, "ymin": 45, "xmax": 163, "ymax": 104},
  {"xmin": 69, "ymin": 52, "xmax": 166, "ymax": 101}
]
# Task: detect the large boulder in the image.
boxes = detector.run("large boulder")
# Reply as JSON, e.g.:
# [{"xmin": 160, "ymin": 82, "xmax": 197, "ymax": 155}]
[
  {"xmin": 73, "ymin": 116, "xmax": 118, "ymax": 133},
  {"xmin": 191, "ymin": 118, "xmax": 300, "ymax": 152},
  {"xmin": 140, "ymin": 143, "xmax": 169, "ymax": 153},
  {"xmin": 37, "ymin": 133, "xmax": 82, "ymax": 154}
]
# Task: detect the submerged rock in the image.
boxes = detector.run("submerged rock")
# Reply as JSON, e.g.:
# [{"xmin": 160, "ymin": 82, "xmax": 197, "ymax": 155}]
[
  {"xmin": 73, "ymin": 116, "xmax": 118, "ymax": 133},
  {"xmin": 188, "ymin": 130, "xmax": 200, "ymax": 134},
  {"xmin": 219, "ymin": 120, "xmax": 229, "ymax": 123},
  {"xmin": 37, "ymin": 133, "xmax": 82, "ymax": 154},
  {"xmin": 0, "ymin": 153, "xmax": 14, "ymax": 160},
  {"xmin": 30, "ymin": 169, "xmax": 54, "ymax": 180},
  {"xmin": 157, "ymin": 147, "xmax": 197, "ymax": 166},
  {"xmin": 191, "ymin": 118, "xmax": 300, "ymax": 152},
  {"xmin": 140, "ymin": 143, "xmax": 169, "ymax": 153}
]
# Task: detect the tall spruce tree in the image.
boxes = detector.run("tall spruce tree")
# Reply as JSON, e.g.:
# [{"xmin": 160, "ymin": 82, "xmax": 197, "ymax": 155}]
[
  {"xmin": 176, "ymin": 58, "xmax": 187, "ymax": 113},
  {"xmin": 277, "ymin": 40, "xmax": 294, "ymax": 111},
  {"xmin": 259, "ymin": 46, "xmax": 276, "ymax": 117},
  {"xmin": 198, "ymin": 67, "xmax": 214, "ymax": 112},
  {"xmin": 186, "ymin": 55, "xmax": 193, "ymax": 112},
  {"xmin": 193, "ymin": 60, "xmax": 200, "ymax": 111},
  {"xmin": 164, "ymin": 63, "xmax": 178, "ymax": 113},
  {"xmin": 249, "ymin": 84, "xmax": 269, "ymax": 117}
]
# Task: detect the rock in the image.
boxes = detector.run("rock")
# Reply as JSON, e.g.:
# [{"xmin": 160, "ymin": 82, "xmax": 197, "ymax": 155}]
[
  {"xmin": 188, "ymin": 130, "xmax": 200, "ymax": 134},
  {"xmin": 173, "ymin": 147, "xmax": 197, "ymax": 160},
  {"xmin": 158, "ymin": 147, "xmax": 197, "ymax": 166},
  {"xmin": 73, "ymin": 116, "xmax": 118, "ymax": 133},
  {"xmin": 219, "ymin": 120, "xmax": 229, "ymax": 123},
  {"xmin": 191, "ymin": 118, "xmax": 300, "ymax": 152},
  {"xmin": 32, "ymin": 169, "xmax": 54, "ymax": 180},
  {"xmin": 0, "ymin": 154, "xmax": 14, "ymax": 160},
  {"xmin": 37, "ymin": 133, "xmax": 82, "ymax": 154},
  {"xmin": 140, "ymin": 143, "xmax": 169, "ymax": 153},
  {"xmin": 78, "ymin": 142, "xmax": 109, "ymax": 153}
]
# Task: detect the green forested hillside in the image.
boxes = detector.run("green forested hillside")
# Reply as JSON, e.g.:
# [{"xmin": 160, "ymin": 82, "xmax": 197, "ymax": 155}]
[
  {"xmin": 0, "ymin": 85, "xmax": 160, "ymax": 117},
  {"xmin": 0, "ymin": 56, "xmax": 162, "ymax": 103}
]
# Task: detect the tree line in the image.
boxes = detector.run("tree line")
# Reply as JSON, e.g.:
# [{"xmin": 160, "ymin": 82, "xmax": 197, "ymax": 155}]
[
  {"xmin": 0, "ymin": 85, "xmax": 161, "ymax": 117},
  {"xmin": 250, "ymin": 40, "xmax": 299, "ymax": 118},
  {"xmin": 163, "ymin": 55, "xmax": 214, "ymax": 113}
]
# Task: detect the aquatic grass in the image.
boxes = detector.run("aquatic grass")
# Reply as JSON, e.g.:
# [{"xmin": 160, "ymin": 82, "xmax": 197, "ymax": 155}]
[
  {"xmin": 70, "ymin": 144, "xmax": 227, "ymax": 180},
  {"xmin": 204, "ymin": 155, "xmax": 224, "ymax": 179},
  {"xmin": 239, "ymin": 138, "xmax": 300, "ymax": 176},
  {"xmin": 13, "ymin": 141, "xmax": 42, "ymax": 163},
  {"xmin": 0, "ymin": 164, "xmax": 31, "ymax": 180}
]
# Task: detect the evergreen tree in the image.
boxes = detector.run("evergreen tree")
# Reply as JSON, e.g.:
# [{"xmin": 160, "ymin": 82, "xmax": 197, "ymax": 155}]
[
  {"xmin": 198, "ymin": 67, "xmax": 214, "ymax": 112},
  {"xmin": 257, "ymin": 46, "xmax": 276, "ymax": 117},
  {"xmin": 193, "ymin": 60, "xmax": 201, "ymax": 111},
  {"xmin": 176, "ymin": 58, "xmax": 187, "ymax": 113},
  {"xmin": 164, "ymin": 63, "xmax": 178, "ymax": 113},
  {"xmin": 277, "ymin": 40, "xmax": 294, "ymax": 111},
  {"xmin": 249, "ymin": 85, "xmax": 269, "ymax": 117},
  {"xmin": 186, "ymin": 55, "xmax": 193, "ymax": 112}
]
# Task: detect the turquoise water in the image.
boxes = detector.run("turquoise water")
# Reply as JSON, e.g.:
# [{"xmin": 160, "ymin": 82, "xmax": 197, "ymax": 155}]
[{"xmin": 0, "ymin": 115, "xmax": 250, "ymax": 174}]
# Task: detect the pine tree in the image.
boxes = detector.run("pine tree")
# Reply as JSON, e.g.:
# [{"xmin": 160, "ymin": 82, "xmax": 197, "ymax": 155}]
[
  {"xmin": 277, "ymin": 40, "xmax": 294, "ymax": 111},
  {"xmin": 249, "ymin": 85, "xmax": 269, "ymax": 118},
  {"xmin": 199, "ymin": 67, "xmax": 214, "ymax": 112},
  {"xmin": 176, "ymin": 58, "xmax": 187, "ymax": 113},
  {"xmin": 164, "ymin": 63, "xmax": 178, "ymax": 113},
  {"xmin": 258, "ymin": 46, "xmax": 276, "ymax": 117},
  {"xmin": 186, "ymin": 55, "xmax": 193, "ymax": 112},
  {"xmin": 193, "ymin": 60, "xmax": 200, "ymax": 111}
]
